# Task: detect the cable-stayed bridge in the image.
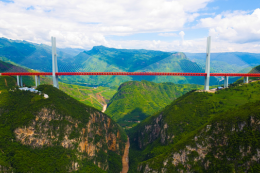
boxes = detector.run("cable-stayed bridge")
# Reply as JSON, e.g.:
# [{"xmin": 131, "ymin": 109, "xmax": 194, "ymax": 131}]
[{"xmin": 0, "ymin": 37, "xmax": 259, "ymax": 90}]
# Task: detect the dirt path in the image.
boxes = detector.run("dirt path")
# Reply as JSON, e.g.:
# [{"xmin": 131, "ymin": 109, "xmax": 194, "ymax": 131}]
[
  {"xmin": 121, "ymin": 137, "xmax": 130, "ymax": 173},
  {"xmin": 102, "ymin": 104, "xmax": 107, "ymax": 113}
]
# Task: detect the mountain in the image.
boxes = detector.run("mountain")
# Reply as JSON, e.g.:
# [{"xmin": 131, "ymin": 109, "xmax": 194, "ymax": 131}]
[
  {"xmin": 249, "ymin": 65, "xmax": 260, "ymax": 81},
  {"xmin": 0, "ymin": 59, "xmax": 117, "ymax": 112},
  {"xmin": 127, "ymin": 79, "xmax": 260, "ymax": 172},
  {"xmin": 0, "ymin": 77, "xmax": 127, "ymax": 172},
  {"xmin": 0, "ymin": 60, "xmax": 37, "ymax": 86},
  {"xmin": 185, "ymin": 52, "xmax": 260, "ymax": 73},
  {"xmin": 0, "ymin": 38, "xmax": 218, "ymax": 87},
  {"xmin": 105, "ymin": 80, "xmax": 203, "ymax": 128},
  {"xmin": 62, "ymin": 46, "xmax": 218, "ymax": 87},
  {"xmin": 137, "ymin": 100, "xmax": 260, "ymax": 172},
  {"xmin": 0, "ymin": 37, "xmax": 74, "ymax": 72}
]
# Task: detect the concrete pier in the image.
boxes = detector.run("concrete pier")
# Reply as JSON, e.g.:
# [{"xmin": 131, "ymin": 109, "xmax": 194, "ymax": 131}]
[
  {"xmin": 243, "ymin": 76, "xmax": 248, "ymax": 83},
  {"xmin": 35, "ymin": 75, "xmax": 40, "ymax": 87},
  {"xmin": 204, "ymin": 36, "xmax": 211, "ymax": 91},
  {"xmin": 52, "ymin": 37, "xmax": 59, "ymax": 89},
  {"xmin": 224, "ymin": 76, "xmax": 229, "ymax": 88},
  {"xmin": 20, "ymin": 76, "xmax": 23, "ymax": 87},
  {"xmin": 35, "ymin": 75, "xmax": 38, "ymax": 87},
  {"xmin": 17, "ymin": 75, "xmax": 20, "ymax": 87},
  {"xmin": 38, "ymin": 76, "xmax": 40, "ymax": 85}
]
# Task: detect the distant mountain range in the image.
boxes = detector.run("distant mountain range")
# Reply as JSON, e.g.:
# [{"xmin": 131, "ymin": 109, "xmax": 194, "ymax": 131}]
[
  {"xmin": 1, "ymin": 37, "xmax": 260, "ymax": 87},
  {"xmin": 185, "ymin": 52, "xmax": 260, "ymax": 73}
]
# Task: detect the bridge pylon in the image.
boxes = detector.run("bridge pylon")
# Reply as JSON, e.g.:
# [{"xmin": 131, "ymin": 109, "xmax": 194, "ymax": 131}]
[
  {"xmin": 52, "ymin": 37, "xmax": 59, "ymax": 89},
  {"xmin": 204, "ymin": 36, "xmax": 211, "ymax": 91}
]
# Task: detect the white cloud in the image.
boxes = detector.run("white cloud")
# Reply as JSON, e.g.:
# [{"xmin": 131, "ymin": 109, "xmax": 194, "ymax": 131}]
[
  {"xmin": 106, "ymin": 37, "xmax": 260, "ymax": 53},
  {"xmin": 197, "ymin": 8, "xmax": 260, "ymax": 43},
  {"xmin": 1, "ymin": 0, "xmax": 259, "ymax": 53},
  {"xmin": 0, "ymin": 0, "xmax": 211, "ymax": 48}
]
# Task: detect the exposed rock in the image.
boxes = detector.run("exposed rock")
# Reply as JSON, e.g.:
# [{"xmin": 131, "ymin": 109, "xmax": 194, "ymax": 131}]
[
  {"xmin": 14, "ymin": 108, "xmax": 124, "ymax": 171},
  {"xmin": 137, "ymin": 117, "xmax": 260, "ymax": 173}
]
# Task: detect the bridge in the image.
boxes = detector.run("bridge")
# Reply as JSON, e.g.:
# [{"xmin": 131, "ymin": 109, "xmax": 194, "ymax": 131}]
[{"xmin": 0, "ymin": 37, "xmax": 259, "ymax": 90}]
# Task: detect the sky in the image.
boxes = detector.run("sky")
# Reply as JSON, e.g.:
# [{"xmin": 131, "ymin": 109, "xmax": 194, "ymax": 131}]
[{"xmin": 0, "ymin": 0, "xmax": 260, "ymax": 53}]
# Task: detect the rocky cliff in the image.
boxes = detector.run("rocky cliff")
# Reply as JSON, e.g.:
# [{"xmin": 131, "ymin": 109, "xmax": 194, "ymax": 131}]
[
  {"xmin": 128, "ymin": 81, "xmax": 260, "ymax": 172},
  {"xmin": 137, "ymin": 101, "xmax": 260, "ymax": 172},
  {"xmin": 0, "ymin": 84, "xmax": 127, "ymax": 172},
  {"xmin": 14, "ymin": 107, "xmax": 124, "ymax": 171}
]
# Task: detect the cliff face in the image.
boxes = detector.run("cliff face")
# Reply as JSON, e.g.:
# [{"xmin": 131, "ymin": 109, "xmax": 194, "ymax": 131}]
[
  {"xmin": 135, "ymin": 113, "xmax": 170, "ymax": 149},
  {"xmin": 137, "ymin": 102, "xmax": 260, "ymax": 173},
  {"xmin": 128, "ymin": 81, "xmax": 260, "ymax": 173},
  {"xmin": 14, "ymin": 107, "xmax": 123, "ymax": 171},
  {"xmin": 0, "ymin": 84, "xmax": 127, "ymax": 172}
]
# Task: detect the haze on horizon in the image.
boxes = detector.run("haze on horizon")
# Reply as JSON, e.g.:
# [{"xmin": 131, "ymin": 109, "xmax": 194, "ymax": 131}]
[{"xmin": 0, "ymin": 0, "xmax": 260, "ymax": 53}]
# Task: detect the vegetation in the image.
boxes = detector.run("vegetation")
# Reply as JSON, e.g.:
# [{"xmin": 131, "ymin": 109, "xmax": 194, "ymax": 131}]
[
  {"xmin": 61, "ymin": 46, "xmax": 218, "ymax": 87},
  {"xmin": 138, "ymin": 100, "xmax": 260, "ymax": 172},
  {"xmin": 105, "ymin": 80, "xmax": 204, "ymax": 128},
  {"xmin": 1, "ymin": 59, "xmax": 117, "ymax": 111},
  {"xmin": 0, "ymin": 37, "xmax": 219, "ymax": 87},
  {"xmin": 0, "ymin": 76, "xmax": 126, "ymax": 172},
  {"xmin": 128, "ymin": 80, "xmax": 260, "ymax": 172},
  {"xmin": 59, "ymin": 83, "xmax": 117, "ymax": 111}
]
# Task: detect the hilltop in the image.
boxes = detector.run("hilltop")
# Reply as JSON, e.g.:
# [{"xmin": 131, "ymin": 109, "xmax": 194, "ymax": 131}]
[
  {"xmin": 105, "ymin": 80, "xmax": 203, "ymax": 128},
  {"xmin": 0, "ymin": 78, "xmax": 127, "ymax": 172},
  {"xmin": 62, "ymin": 46, "xmax": 218, "ymax": 87},
  {"xmin": 127, "ymin": 79, "xmax": 260, "ymax": 172}
]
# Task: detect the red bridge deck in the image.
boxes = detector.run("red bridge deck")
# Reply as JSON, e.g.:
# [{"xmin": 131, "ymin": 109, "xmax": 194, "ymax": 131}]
[{"xmin": 1, "ymin": 72, "xmax": 260, "ymax": 77}]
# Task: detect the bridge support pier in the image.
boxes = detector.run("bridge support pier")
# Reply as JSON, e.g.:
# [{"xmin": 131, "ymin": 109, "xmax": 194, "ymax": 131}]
[
  {"xmin": 17, "ymin": 75, "xmax": 20, "ymax": 87},
  {"xmin": 38, "ymin": 76, "xmax": 40, "ymax": 85},
  {"xmin": 20, "ymin": 76, "xmax": 23, "ymax": 87},
  {"xmin": 35, "ymin": 75, "xmax": 38, "ymax": 87},
  {"xmin": 204, "ymin": 36, "xmax": 211, "ymax": 91},
  {"xmin": 52, "ymin": 37, "xmax": 59, "ymax": 89},
  {"xmin": 224, "ymin": 76, "xmax": 229, "ymax": 88},
  {"xmin": 35, "ymin": 75, "xmax": 40, "ymax": 87},
  {"xmin": 243, "ymin": 76, "xmax": 248, "ymax": 83}
]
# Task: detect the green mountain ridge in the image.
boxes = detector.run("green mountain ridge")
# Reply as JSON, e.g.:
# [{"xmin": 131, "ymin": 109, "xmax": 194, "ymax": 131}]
[
  {"xmin": 105, "ymin": 80, "xmax": 204, "ymax": 128},
  {"xmin": 0, "ymin": 76, "xmax": 127, "ymax": 172},
  {"xmin": 127, "ymin": 78, "xmax": 260, "ymax": 172},
  {"xmin": 0, "ymin": 37, "xmax": 218, "ymax": 87},
  {"xmin": 138, "ymin": 100, "xmax": 260, "ymax": 172},
  {"xmin": 62, "ymin": 47, "xmax": 218, "ymax": 87}
]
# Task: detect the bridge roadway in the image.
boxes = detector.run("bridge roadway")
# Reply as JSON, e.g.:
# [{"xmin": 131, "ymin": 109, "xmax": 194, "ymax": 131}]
[{"xmin": 1, "ymin": 72, "xmax": 260, "ymax": 77}]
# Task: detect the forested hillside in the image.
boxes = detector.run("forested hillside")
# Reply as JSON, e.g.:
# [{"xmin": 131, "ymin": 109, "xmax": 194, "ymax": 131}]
[
  {"xmin": 62, "ymin": 46, "xmax": 218, "ymax": 87},
  {"xmin": 0, "ymin": 78, "xmax": 127, "ymax": 172},
  {"xmin": 128, "ymin": 80, "xmax": 260, "ymax": 172},
  {"xmin": 0, "ymin": 37, "xmax": 74, "ymax": 72},
  {"xmin": 138, "ymin": 101, "xmax": 260, "ymax": 172},
  {"xmin": 0, "ymin": 60, "xmax": 117, "ymax": 111},
  {"xmin": 0, "ymin": 38, "xmax": 219, "ymax": 87},
  {"xmin": 60, "ymin": 83, "xmax": 117, "ymax": 111},
  {"xmin": 105, "ymin": 80, "xmax": 203, "ymax": 128}
]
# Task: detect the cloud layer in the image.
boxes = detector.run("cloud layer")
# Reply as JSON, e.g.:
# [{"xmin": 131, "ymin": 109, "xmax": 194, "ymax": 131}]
[
  {"xmin": 0, "ymin": 0, "xmax": 260, "ymax": 52},
  {"xmin": 198, "ymin": 9, "xmax": 260, "ymax": 44}
]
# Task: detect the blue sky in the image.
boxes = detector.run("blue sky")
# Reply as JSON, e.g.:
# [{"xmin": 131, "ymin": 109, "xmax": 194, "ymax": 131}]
[{"xmin": 0, "ymin": 0, "xmax": 259, "ymax": 52}]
